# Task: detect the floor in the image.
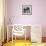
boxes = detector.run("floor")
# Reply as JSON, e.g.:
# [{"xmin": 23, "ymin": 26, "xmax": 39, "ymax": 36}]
[
  {"xmin": 3, "ymin": 40, "xmax": 31, "ymax": 46},
  {"xmin": 3, "ymin": 40, "xmax": 46, "ymax": 46}
]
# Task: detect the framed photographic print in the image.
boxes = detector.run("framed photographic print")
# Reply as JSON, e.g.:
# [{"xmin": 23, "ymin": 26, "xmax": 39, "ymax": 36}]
[{"xmin": 22, "ymin": 5, "xmax": 32, "ymax": 15}]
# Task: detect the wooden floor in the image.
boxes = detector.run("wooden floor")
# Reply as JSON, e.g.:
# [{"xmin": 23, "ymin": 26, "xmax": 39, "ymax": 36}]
[
  {"xmin": 3, "ymin": 40, "xmax": 46, "ymax": 46},
  {"xmin": 3, "ymin": 40, "xmax": 31, "ymax": 46},
  {"xmin": 2, "ymin": 37, "xmax": 46, "ymax": 46}
]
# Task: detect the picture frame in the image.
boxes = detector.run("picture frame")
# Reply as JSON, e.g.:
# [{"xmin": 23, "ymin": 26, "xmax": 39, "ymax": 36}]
[{"xmin": 22, "ymin": 5, "xmax": 32, "ymax": 15}]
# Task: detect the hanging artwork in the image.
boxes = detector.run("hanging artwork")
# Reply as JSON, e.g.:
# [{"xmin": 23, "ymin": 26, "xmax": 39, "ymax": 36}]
[{"xmin": 22, "ymin": 5, "xmax": 32, "ymax": 15}]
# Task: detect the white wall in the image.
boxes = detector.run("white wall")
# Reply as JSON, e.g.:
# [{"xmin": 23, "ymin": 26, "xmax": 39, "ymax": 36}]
[
  {"xmin": 0, "ymin": 0, "xmax": 4, "ymax": 42},
  {"xmin": 7, "ymin": 0, "xmax": 46, "ymax": 37}
]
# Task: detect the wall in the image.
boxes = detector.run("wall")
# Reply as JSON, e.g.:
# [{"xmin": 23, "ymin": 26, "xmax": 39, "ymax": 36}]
[
  {"xmin": 6, "ymin": 0, "xmax": 46, "ymax": 37},
  {"xmin": 0, "ymin": 0, "xmax": 4, "ymax": 42}
]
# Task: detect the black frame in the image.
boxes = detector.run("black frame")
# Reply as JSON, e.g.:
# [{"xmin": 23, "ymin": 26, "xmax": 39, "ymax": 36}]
[{"xmin": 22, "ymin": 5, "xmax": 32, "ymax": 15}]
